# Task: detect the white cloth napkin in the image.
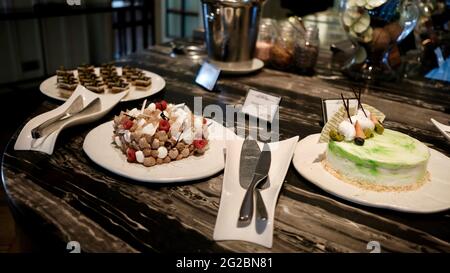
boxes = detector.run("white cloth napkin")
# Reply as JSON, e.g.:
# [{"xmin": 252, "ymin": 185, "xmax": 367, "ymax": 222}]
[
  {"xmin": 14, "ymin": 86, "xmax": 128, "ymax": 154},
  {"xmin": 431, "ymin": 118, "xmax": 450, "ymax": 142},
  {"xmin": 213, "ymin": 136, "xmax": 299, "ymax": 248}
]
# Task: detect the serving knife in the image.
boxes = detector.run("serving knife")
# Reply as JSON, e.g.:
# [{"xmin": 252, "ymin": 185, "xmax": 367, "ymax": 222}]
[{"xmin": 238, "ymin": 142, "xmax": 271, "ymax": 226}]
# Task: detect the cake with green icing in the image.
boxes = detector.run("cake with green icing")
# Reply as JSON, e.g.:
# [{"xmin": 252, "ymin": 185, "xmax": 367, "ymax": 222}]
[
  {"xmin": 325, "ymin": 129, "xmax": 430, "ymax": 190},
  {"xmin": 321, "ymin": 93, "xmax": 430, "ymax": 191}
]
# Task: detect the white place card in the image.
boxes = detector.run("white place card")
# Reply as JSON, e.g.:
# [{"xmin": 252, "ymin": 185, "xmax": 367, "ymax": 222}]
[
  {"xmin": 195, "ymin": 62, "xmax": 221, "ymax": 91},
  {"xmin": 321, "ymin": 98, "xmax": 358, "ymax": 123},
  {"xmin": 241, "ymin": 89, "xmax": 281, "ymax": 123}
]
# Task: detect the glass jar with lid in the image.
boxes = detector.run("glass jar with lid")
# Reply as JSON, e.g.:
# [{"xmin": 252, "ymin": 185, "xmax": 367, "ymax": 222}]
[
  {"xmin": 294, "ymin": 26, "xmax": 320, "ymax": 74},
  {"xmin": 255, "ymin": 18, "xmax": 277, "ymax": 63},
  {"xmin": 269, "ymin": 20, "xmax": 297, "ymax": 70}
]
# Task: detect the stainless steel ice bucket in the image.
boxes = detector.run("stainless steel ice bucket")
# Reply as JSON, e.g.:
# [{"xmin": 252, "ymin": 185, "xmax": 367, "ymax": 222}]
[{"xmin": 201, "ymin": 0, "xmax": 266, "ymax": 62}]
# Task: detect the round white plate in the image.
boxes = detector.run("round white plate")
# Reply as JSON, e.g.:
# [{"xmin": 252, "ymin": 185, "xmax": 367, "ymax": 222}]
[
  {"xmin": 292, "ymin": 134, "xmax": 450, "ymax": 213},
  {"xmin": 208, "ymin": 58, "xmax": 264, "ymax": 75},
  {"xmin": 40, "ymin": 67, "xmax": 165, "ymax": 102},
  {"xmin": 83, "ymin": 120, "xmax": 236, "ymax": 183}
]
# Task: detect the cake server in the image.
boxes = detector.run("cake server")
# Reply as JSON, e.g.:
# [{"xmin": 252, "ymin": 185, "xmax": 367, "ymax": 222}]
[
  {"xmin": 32, "ymin": 97, "xmax": 101, "ymax": 141},
  {"xmin": 239, "ymin": 139, "xmax": 260, "ymax": 188},
  {"xmin": 238, "ymin": 139, "xmax": 268, "ymax": 225},
  {"xmin": 15, "ymin": 85, "xmax": 128, "ymax": 155},
  {"xmin": 31, "ymin": 95, "xmax": 84, "ymax": 139},
  {"xmin": 238, "ymin": 142, "xmax": 271, "ymax": 226}
]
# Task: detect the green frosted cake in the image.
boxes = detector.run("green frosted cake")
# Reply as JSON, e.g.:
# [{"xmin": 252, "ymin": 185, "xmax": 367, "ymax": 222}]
[
  {"xmin": 325, "ymin": 129, "xmax": 430, "ymax": 190},
  {"xmin": 321, "ymin": 95, "xmax": 430, "ymax": 191}
]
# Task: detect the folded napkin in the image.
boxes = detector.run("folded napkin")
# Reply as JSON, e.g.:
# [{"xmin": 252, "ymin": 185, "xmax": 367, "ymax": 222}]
[
  {"xmin": 431, "ymin": 118, "xmax": 450, "ymax": 142},
  {"xmin": 14, "ymin": 86, "xmax": 128, "ymax": 155},
  {"xmin": 213, "ymin": 136, "xmax": 299, "ymax": 248}
]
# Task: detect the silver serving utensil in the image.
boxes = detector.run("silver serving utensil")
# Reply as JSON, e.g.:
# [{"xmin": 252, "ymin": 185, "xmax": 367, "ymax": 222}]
[
  {"xmin": 239, "ymin": 139, "xmax": 270, "ymax": 189},
  {"xmin": 238, "ymin": 143, "xmax": 271, "ymax": 226},
  {"xmin": 239, "ymin": 139, "xmax": 268, "ymax": 224},
  {"xmin": 239, "ymin": 139, "xmax": 260, "ymax": 188},
  {"xmin": 33, "ymin": 98, "xmax": 101, "ymax": 140},
  {"xmin": 31, "ymin": 96, "xmax": 84, "ymax": 139}
]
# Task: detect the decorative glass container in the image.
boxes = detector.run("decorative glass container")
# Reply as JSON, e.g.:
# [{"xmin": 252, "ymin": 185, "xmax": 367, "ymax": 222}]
[
  {"xmin": 340, "ymin": 0, "xmax": 419, "ymax": 80},
  {"xmin": 255, "ymin": 18, "xmax": 278, "ymax": 63},
  {"xmin": 269, "ymin": 20, "xmax": 297, "ymax": 70},
  {"xmin": 294, "ymin": 26, "xmax": 320, "ymax": 74}
]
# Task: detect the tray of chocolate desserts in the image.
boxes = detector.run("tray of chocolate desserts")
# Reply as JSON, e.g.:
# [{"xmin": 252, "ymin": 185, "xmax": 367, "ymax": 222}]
[{"xmin": 39, "ymin": 63, "xmax": 166, "ymax": 102}]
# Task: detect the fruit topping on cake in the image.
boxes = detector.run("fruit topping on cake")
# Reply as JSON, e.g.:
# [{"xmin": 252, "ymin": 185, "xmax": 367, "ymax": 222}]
[{"xmin": 327, "ymin": 91, "xmax": 384, "ymax": 146}]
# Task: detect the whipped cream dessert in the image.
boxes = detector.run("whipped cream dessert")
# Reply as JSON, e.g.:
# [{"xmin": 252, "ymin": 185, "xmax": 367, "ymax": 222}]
[
  {"xmin": 323, "ymin": 97, "xmax": 430, "ymax": 191},
  {"xmin": 112, "ymin": 100, "xmax": 209, "ymax": 167}
]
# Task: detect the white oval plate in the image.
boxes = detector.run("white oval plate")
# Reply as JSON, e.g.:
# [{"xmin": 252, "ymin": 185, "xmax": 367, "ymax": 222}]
[
  {"xmin": 83, "ymin": 120, "xmax": 237, "ymax": 183},
  {"xmin": 40, "ymin": 67, "xmax": 166, "ymax": 102},
  {"xmin": 292, "ymin": 134, "xmax": 450, "ymax": 213}
]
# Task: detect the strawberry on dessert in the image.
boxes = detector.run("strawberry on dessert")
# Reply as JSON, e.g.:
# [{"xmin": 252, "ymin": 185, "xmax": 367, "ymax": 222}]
[
  {"xmin": 159, "ymin": 119, "xmax": 170, "ymax": 132},
  {"xmin": 156, "ymin": 100, "xmax": 167, "ymax": 111},
  {"xmin": 122, "ymin": 118, "xmax": 134, "ymax": 130},
  {"xmin": 193, "ymin": 139, "xmax": 209, "ymax": 154},
  {"xmin": 160, "ymin": 100, "xmax": 167, "ymax": 110},
  {"xmin": 127, "ymin": 148, "xmax": 137, "ymax": 162},
  {"xmin": 193, "ymin": 139, "xmax": 207, "ymax": 149}
]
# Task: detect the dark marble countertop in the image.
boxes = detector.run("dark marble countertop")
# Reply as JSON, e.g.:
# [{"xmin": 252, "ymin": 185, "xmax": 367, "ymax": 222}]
[{"xmin": 2, "ymin": 42, "xmax": 450, "ymax": 252}]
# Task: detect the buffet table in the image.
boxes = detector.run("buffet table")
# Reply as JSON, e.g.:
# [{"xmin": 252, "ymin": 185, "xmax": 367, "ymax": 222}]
[{"xmin": 2, "ymin": 41, "xmax": 450, "ymax": 252}]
